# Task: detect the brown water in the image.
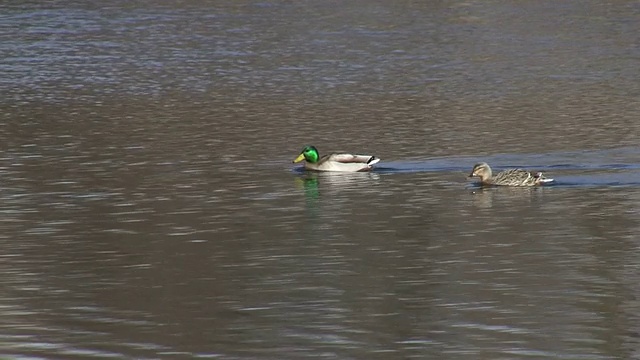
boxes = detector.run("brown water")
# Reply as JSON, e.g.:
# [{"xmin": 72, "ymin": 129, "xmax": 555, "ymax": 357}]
[{"xmin": 2, "ymin": 1, "xmax": 640, "ymax": 359}]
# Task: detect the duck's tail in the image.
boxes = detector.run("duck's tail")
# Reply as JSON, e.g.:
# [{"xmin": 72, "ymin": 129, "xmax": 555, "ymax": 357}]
[
  {"xmin": 533, "ymin": 172, "xmax": 554, "ymax": 184},
  {"xmin": 367, "ymin": 156, "xmax": 380, "ymax": 166}
]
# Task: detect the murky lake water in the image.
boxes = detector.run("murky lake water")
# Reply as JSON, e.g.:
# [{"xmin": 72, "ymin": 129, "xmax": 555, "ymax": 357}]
[{"xmin": 2, "ymin": 1, "xmax": 640, "ymax": 359}]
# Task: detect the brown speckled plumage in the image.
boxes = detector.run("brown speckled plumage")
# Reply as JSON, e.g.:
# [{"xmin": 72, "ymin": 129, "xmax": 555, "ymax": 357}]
[{"xmin": 469, "ymin": 162, "xmax": 554, "ymax": 186}]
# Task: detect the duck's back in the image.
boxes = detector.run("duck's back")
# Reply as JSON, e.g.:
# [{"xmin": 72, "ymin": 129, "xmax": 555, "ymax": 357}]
[
  {"xmin": 491, "ymin": 169, "xmax": 536, "ymax": 186},
  {"xmin": 306, "ymin": 153, "xmax": 379, "ymax": 172}
]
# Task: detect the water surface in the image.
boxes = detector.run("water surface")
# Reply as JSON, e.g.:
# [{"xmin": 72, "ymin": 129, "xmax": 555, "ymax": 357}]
[{"xmin": 2, "ymin": 1, "xmax": 640, "ymax": 359}]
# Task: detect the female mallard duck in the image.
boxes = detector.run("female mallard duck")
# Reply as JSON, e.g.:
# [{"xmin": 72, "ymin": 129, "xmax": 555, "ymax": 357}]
[
  {"xmin": 292, "ymin": 145, "xmax": 380, "ymax": 172},
  {"xmin": 469, "ymin": 162, "xmax": 554, "ymax": 186}
]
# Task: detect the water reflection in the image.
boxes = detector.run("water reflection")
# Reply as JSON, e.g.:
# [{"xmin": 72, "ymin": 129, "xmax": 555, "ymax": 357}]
[
  {"xmin": 294, "ymin": 171, "xmax": 381, "ymax": 194},
  {"xmin": 468, "ymin": 185, "xmax": 550, "ymax": 209}
]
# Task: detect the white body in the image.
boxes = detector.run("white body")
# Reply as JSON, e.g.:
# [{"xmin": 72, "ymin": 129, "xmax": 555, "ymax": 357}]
[{"xmin": 304, "ymin": 154, "xmax": 380, "ymax": 172}]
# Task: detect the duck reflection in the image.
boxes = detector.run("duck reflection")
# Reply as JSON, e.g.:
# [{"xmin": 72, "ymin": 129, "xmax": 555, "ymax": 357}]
[
  {"xmin": 469, "ymin": 185, "xmax": 549, "ymax": 209},
  {"xmin": 294, "ymin": 172, "xmax": 381, "ymax": 217},
  {"xmin": 294, "ymin": 172, "xmax": 381, "ymax": 197}
]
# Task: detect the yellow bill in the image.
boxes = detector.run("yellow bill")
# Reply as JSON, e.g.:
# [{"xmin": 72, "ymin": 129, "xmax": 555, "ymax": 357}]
[{"xmin": 293, "ymin": 153, "xmax": 305, "ymax": 163}]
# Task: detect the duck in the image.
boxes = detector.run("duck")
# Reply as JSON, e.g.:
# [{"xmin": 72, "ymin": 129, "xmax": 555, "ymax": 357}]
[
  {"xmin": 292, "ymin": 145, "xmax": 380, "ymax": 172},
  {"xmin": 469, "ymin": 162, "xmax": 554, "ymax": 186}
]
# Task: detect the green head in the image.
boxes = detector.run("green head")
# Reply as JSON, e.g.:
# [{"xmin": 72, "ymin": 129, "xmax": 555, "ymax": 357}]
[{"xmin": 293, "ymin": 145, "xmax": 320, "ymax": 163}]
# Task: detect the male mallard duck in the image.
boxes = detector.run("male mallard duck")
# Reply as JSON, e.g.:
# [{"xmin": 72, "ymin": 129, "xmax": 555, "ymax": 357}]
[
  {"xmin": 292, "ymin": 145, "xmax": 380, "ymax": 172},
  {"xmin": 469, "ymin": 162, "xmax": 554, "ymax": 186}
]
